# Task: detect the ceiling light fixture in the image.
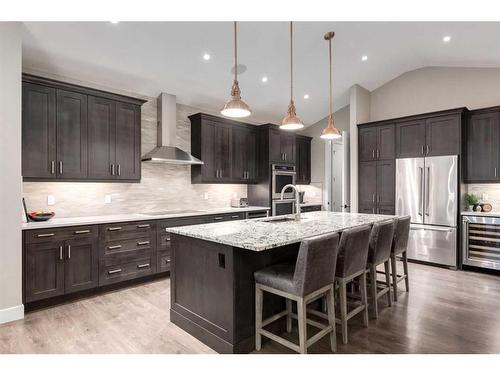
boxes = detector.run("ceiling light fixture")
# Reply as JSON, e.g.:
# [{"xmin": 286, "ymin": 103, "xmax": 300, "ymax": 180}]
[
  {"xmin": 361, "ymin": 55, "xmax": 368, "ymax": 61},
  {"xmin": 303, "ymin": 94, "xmax": 310, "ymax": 99},
  {"xmin": 203, "ymin": 53, "xmax": 211, "ymax": 61},
  {"xmin": 443, "ymin": 36, "xmax": 451, "ymax": 43},
  {"xmin": 280, "ymin": 21, "xmax": 304, "ymax": 131},
  {"xmin": 320, "ymin": 32, "xmax": 342, "ymax": 141},
  {"xmin": 221, "ymin": 22, "xmax": 251, "ymax": 118},
  {"xmin": 261, "ymin": 76, "xmax": 268, "ymax": 83},
  {"xmin": 110, "ymin": 21, "xmax": 119, "ymax": 24}
]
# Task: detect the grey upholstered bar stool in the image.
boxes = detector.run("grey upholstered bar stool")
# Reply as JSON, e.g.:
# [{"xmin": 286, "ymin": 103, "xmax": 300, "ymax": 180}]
[
  {"xmin": 334, "ymin": 225, "xmax": 372, "ymax": 344},
  {"xmin": 254, "ymin": 232, "xmax": 339, "ymax": 354},
  {"xmin": 366, "ymin": 220, "xmax": 395, "ymax": 319},
  {"xmin": 390, "ymin": 216, "xmax": 411, "ymax": 301}
]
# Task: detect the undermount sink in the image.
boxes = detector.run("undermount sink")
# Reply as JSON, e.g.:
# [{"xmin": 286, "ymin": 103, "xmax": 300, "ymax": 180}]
[{"xmin": 260, "ymin": 216, "xmax": 298, "ymax": 223}]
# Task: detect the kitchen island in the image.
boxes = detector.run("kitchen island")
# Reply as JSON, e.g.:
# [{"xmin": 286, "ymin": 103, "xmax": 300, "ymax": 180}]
[{"xmin": 168, "ymin": 211, "xmax": 397, "ymax": 353}]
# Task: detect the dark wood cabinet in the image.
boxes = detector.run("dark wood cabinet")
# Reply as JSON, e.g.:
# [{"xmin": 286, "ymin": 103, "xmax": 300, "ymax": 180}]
[
  {"xmin": 425, "ymin": 115, "xmax": 461, "ymax": 156},
  {"xmin": 377, "ymin": 125, "xmax": 395, "ymax": 160},
  {"xmin": 358, "ymin": 160, "xmax": 395, "ymax": 214},
  {"xmin": 396, "ymin": 119, "xmax": 426, "ymax": 158},
  {"xmin": 465, "ymin": 110, "xmax": 499, "ymax": 182},
  {"xmin": 358, "ymin": 161, "xmax": 377, "ymax": 209},
  {"xmin": 64, "ymin": 237, "xmax": 99, "ymax": 294},
  {"xmin": 359, "ymin": 124, "xmax": 394, "ymax": 162},
  {"xmin": 268, "ymin": 128, "xmax": 295, "ymax": 164},
  {"xmin": 376, "ymin": 160, "xmax": 395, "ymax": 208},
  {"xmin": 358, "ymin": 127, "xmax": 378, "ymax": 162},
  {"xmin": 22, "ymin": 74, "xmax": 145, "ymax": 182},
  {"xmin": 22, "ymin": 82, "xmax": 56, "ymax": 178},
  {"xmin": 232, "ymin": 126, "xmax": 257, "ymax": 182},
  {"xmin": 296, "ymin": 135, "xmax": 312, "ymax": 184},
  {"xmin": 214, "ymin": 123, "xmax": 232, "ymax": 182}
]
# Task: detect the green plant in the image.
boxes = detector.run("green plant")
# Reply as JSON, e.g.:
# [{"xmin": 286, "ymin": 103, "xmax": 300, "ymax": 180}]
[{"xmin": 466, "ymin": 194, "xmax": 479, "ymax": 206}]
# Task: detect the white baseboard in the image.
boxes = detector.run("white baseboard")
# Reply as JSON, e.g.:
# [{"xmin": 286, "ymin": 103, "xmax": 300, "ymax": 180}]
[{"xmin": 0, "ymin": 304, "xmax": 24, "ymax": 325}]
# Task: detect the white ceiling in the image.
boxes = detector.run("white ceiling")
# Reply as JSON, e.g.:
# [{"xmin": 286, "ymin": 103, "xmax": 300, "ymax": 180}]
[{"xmin": 22, "ymin": 22, "xmax": 500, "ymax": 125}]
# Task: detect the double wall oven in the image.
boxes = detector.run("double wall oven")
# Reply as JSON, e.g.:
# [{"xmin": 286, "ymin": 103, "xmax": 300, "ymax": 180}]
[{"xmin": 271, "ymin": 164, "xmax": 296, "ymax": 216}]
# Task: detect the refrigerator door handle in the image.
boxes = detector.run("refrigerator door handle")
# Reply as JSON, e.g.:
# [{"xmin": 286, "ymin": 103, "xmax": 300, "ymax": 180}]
[
  {"xmin": 418, "ymin": 167, "xmax": 423, "ymax": 216},
  {"xmin": 425, "ymin": 166, "xmax": 430, "ymax": 216}
]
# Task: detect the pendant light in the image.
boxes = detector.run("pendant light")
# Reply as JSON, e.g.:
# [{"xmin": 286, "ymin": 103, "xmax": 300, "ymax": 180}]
[
  {"xmin": 280, "ymin": 21, "xmax": 304, "ymax": 131},
  {"xmin": 221, "ymin": 21, "xmax": 251, "ymax": 118},
  {"xmin": 320, "ymin": 31, "xmax": 341, "ymax": 140}
]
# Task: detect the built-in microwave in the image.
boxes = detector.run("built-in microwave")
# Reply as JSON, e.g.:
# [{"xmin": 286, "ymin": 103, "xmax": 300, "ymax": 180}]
[
  {"xmin": 272, "ymin": 199, "xmax": 295, "ymax": 216},
  {"xmin": 272, "ymin": 164, "xmax": 296, "ymax": 199}
]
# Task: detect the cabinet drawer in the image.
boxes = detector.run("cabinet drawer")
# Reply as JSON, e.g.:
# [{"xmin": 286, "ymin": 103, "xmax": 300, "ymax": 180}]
[
  {"xmin": 102, "ymin": 237, "xmax": 155, "ymax": 258},
  {"xmin": 102, "ymin": 221, "xmax": 155, "ymax": 242},
  {"xmin": 157, "ymin": 250, "xmax": 171, "ymax": 273},
  {"xmin": 99, "ymin": 255, "xmax": 156, "ymax": 286},
  {"xmin": 25, "ymin": 225, "xmax": 97, "ymax": 244},
  {"xmin": 208, "ymin": 213, "xmax": 245, "ymax": 222},
  {"xmin": 301, "ymin": 205, "xmax": 322, "ymax": 213}
]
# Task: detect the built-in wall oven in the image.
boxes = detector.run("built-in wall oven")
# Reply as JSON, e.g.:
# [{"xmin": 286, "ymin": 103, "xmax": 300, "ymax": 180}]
[
  {"xmin": 272, "ymin": 199, "xmax": 295, "ymax": 216},
  {"xmin": 462, "ymin": 215, "xmax": 500, "ymax": 271},
  {"xmin": 272, "ymin": 164, "xmax": 296, "ymax": 199}
]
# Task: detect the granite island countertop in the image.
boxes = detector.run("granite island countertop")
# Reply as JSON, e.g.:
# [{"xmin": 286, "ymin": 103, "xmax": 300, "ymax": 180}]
[{"xmin": 168, "ymin": 211, "xmax": 398, "ymax": 251}]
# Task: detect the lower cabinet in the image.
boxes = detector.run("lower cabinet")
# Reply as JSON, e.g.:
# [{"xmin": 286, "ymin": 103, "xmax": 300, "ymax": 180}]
[
  {"xmin": 358, "ymin": 160, "xmax": 395, "ymax": 215},
  {"xmin": 301, "ymin": 205, "xmax": 322, "ymax": 213}
]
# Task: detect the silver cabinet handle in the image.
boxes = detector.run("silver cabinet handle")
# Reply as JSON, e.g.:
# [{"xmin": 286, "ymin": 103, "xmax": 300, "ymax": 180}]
[
  {"xmin": 67, "ymin": 244, "xmax": 71, "ymax": 259},
  {"xmin": 137, "ymin": 224, "xmax": 150, "ymax": 228},
  {"xmin": 372, "ymin": 208, "xmax": 375, "ymax": 214},
  {"xmin": 59, "ymin": 161, "xmax": 63, "ymax": 174},
  {"xmin": 376, "ymin": 149, "xmax": 380, "ymax": 159},
  {"xmin": 59, "ymin": 245, "xmax": 63, "ymax": 260},
  {"xmin": 372, "ymin": 193, "xmax": 375, "ymax": 203},
  {"xmin": 214, "ymin": 216, "xmax": 224, "ymax": 221},
  {"xmin": 462, "ymin": 218, "xmax": 470, "ymax": 260},
  {"xmin": 117, "ymin": 164, "xmax": 121, "ymax": 176},
  {"xmin": 426, "ymin": 145, "xmax": 430, "ymax": 155},
  {"xmin": 51, "ymin": 161, "xmax": 56, "ymax": 174},
  {"xmin": 108, "ymin": 245, "xmax": 122, "ymax": 250},
  {"xmin": 74, "ymin": 230, "xmax": 90, "ymax": 234},
  {"xmin": 165, "ymin": 234, "xmax": 171, "ymax": 241},
  {"xmin": 216, "ymin": 170, "xmax": 219, "ymax": 178},
  {"xmin": 107, "ymin": 227, "xmax": 122, "ymax": 231},
  {"xmin": 111, "ymin": 164, "xmax": 115, "ymax": 176},
  {"xmin": 220, "ymin": 170, "xmax": 223, "ymax": 178},
  {"xmin": 36, "ymin": 233, "xmax": 55, "ymax": 238},
  {"xmin": 108, "ymin": 269, "xmax": 122, "ymax": 275},
  {"xmin": 285, "ymin": 153, "xmax": 287, "ymax": 161},
  {"xmin": 421, "ymin": 145, "xmax": 424, "ymax": 155},
  {"xmin": 137, "ymin": 241, "xmax": 150, "ymax": 246},
  {"xmin": 372, "ymin": 150, "xmax": 375, "ymax": 159},
  {"xmin": 137, "ymin": 263, "xmax": 150, "ymax": 269},
  {"xmin": 377, "ymin": 195, "xmax": 380, "ymax": 204},
  {"xmin": 231, "ymin": 215, "xmax": 240, "ymax": 219},
  {"xmin": 495, "ymin": 167, "xmax": 498, "ymax": 178}
]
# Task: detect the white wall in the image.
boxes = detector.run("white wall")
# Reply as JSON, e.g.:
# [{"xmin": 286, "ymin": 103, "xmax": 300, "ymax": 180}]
[{"xmin": 0, "ymin": 23, "xmax": 23, "ymax": 324}]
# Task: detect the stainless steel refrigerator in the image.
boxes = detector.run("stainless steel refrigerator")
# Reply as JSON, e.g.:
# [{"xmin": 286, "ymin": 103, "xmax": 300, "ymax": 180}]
[{"xmin": 395, "ymin": 155, "xmax": 458, "ymax": 268}]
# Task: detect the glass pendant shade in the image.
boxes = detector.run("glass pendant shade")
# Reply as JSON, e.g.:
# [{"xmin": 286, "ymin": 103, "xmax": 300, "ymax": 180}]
[
  {"xmin": 221, "ymin": 80, "xmax": 251, "ymax": 118},
  {"xmin": 281, "ymin": 100, "xmax": 304, "ymax": 130},
  {"xmin": 320, "ymin": 115, "xmax": 341, "ymax": 139}
]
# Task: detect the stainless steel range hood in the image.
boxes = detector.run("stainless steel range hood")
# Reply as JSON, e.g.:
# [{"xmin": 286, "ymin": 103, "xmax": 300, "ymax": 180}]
[{"xmin": 141, "ymin": 93, "xmax": 203, "ymax": 165}]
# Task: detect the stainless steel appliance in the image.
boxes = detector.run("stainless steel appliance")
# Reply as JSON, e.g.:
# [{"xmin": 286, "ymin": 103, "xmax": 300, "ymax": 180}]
[
  {"xmin": 272, "ymin": 164, "xmax": 296, "ymax": 199},
  {"xmin": 462, "ymin": 215, "xmax": 500, "ymax": 271},
  {"xmin": 396, "ymin": 155, "xmax": 458, "ymax": 268},
  {"xmin": 272, "ymin": 199, "xmax": 295, "ymax": 216}
]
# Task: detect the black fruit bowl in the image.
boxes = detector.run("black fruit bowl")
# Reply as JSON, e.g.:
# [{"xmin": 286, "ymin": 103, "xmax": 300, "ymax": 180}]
[{"xmin": 28, "ymin": 212, "xmax": 55, "ymax": 222}]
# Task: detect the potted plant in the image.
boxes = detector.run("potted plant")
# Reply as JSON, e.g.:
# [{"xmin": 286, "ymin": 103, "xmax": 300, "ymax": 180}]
[{"xmin": 466, "ymin": 194, "xmax": 479, "ymax": 211}]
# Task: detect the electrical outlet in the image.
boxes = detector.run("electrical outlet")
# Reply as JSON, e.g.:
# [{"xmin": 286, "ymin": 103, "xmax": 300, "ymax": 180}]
[
  {"xmin": 204, "ymin": 192, "xmax": 209, "ymax": 200},
  {"xmin": 104, "ymin": 194, "xmax": 112, "ymax": 204},
  {"xmin": 47, "ymin": 195, "xmax": 55, "ymax": 206}
]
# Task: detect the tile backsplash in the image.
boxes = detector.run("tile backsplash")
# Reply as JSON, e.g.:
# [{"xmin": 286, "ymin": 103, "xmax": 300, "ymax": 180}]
[
  {"xmin": 23, "ymin": 92, "xmax": 247, "ymax": 217},
  {"xmin": 466, "ymin": 184, "xmax": 500, "ymax": 211}
]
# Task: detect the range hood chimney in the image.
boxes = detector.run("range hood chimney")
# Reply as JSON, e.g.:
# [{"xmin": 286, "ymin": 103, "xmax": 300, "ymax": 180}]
[{"xmin": 141, "ymin": 93, "xmax": 203, "ymax": 165}]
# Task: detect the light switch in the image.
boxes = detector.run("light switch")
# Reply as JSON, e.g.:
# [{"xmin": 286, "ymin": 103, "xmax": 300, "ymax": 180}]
[
  {"xmin": 104, "ymin": 194, "xmax": 112, "ymax": 204},
  {"xmin": 47, "ymin": 195, "xmax": 55, "ymax": 206}
]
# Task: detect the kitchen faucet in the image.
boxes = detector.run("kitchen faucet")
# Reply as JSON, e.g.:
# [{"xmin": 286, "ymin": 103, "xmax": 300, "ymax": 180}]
[{"xmin": 280, "ymin": 184, "xmax": 301, "ymax": 221}]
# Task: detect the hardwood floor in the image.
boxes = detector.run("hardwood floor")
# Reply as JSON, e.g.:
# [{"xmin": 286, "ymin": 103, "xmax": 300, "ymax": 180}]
[{"xmin": 1, "ymin": 261, "xmax": 499, "ymax": 354}]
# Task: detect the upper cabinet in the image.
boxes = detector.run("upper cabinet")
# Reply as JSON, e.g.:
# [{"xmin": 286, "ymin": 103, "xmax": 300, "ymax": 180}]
[
  {"xmin": 464, "ymin": 109, "xmax": 499, "ymax": 183},
  {"xmin": 22, "ymin": 75, "xmax": 145, "ymax": 182},
  {"xmin": 232, "ymin": 126, "xmax": 257, "ymax": 183},
  {"xmin": 359, "ymin": 124, "xmax": 394, "ymax": 162},
  {"xmin": 268, "ymin": 128, "xmax": 296, "ymax": 164},
  {"xmin": 296, "ymin": 135, "xmax": 312, "ymax": 185}
]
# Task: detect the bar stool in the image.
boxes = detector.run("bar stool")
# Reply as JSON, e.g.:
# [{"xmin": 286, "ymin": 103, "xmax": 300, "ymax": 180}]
[
  {"xmin": 334, "ymin": 225, "xmax": 372, "ymax": 344},
  {"xmin": 390, "ymin": 216, "xmax": 411, "ymax": 301},
  {"xmin": 366, "ymin": 220, "xmax": 395, "ymax": 319},
  {"xmin": 254, "ymin": 232, "xmax": 339, "ymax": 354}
]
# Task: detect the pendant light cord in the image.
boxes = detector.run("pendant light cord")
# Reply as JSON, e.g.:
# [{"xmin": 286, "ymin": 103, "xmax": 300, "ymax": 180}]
[
  {"xmin": 290, "ymin": 21, "xmax": 293, "ymax": 102},
  {"xmin": 234, "ymin": 21, "xmax": 238, "ymax": 82},
  {"xmin": 329, "ymin": 36, "xmax": 332, "ymax": 116}
]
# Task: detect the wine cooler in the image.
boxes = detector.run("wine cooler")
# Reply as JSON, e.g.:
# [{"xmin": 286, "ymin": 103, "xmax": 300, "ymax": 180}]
[{"xmin": 462, "ymin": 215, "xmax": 500, "ymax": 271}]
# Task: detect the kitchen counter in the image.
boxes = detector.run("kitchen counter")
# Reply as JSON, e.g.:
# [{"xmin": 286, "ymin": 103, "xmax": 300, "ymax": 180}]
[
  {"xmin": 461, "ymin": 211, "xmax": 500, "ymax": 217},
  {"xmin": 21, "ymin": 206, "xmax": 270, "ymax": 230},
  {"xmin": 168, "ymin": 211, "xmax": 395, "ymax": 252},
  {"xmin": 299, "ymin": 202, "xmax": 322, "ymax": 207}
]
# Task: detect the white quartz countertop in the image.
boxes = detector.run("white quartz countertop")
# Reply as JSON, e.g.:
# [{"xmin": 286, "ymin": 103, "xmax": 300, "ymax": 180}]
[
  {"xmin": 168, "ymin": 211, "xmax": 398, "ymax": 252},
  {"xmin": 461, "ymin": 211, "xmax": 500, "ymax": 217},
  {"xmin": 21, "ymin": 206, "xmax": 270, "ymax": 230}
]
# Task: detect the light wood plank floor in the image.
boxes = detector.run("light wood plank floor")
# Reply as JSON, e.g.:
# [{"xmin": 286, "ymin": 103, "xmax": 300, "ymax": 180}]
[{"xmin": 1, "ymin": 262, "xmax": 499, "ymax": 354}]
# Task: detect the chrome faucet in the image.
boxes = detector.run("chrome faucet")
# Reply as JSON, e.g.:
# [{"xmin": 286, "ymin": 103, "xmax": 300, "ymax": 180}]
[{"xmin": 280, "ymin": 184, "xmax": 301, "ymax": 221}]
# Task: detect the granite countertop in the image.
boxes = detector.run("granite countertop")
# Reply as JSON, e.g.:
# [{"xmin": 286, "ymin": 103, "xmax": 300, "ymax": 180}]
[
  {"xmin": 21, "ymin": 206, "xmax": 270, "ymax": 230},
  {"xmin": 168, "ymin": 211, "xmax": 397, "ymax": 252},
  {"xmin": 300, "ymin": 202, "xmax": 323, "ymax": 207},
  {"xmin": 461, "ymin": 211, "xmax": 500, "ymax": 217}
]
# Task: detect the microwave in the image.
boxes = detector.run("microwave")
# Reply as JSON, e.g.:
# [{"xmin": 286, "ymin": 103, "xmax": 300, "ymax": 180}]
[{"xmin": 272, "ymin": 164, "xmax": 296, "ymax": 199}]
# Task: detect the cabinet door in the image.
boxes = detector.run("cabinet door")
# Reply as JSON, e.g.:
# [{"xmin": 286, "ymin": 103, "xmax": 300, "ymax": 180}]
[
  {"xmin": 25, "ymin": 241, "xmax": 65, "ymax": 303},
  {"xmin": 376, "ymin": 160, "xmax": 395, "ymax": 207},
  {"xmin": 466, "ymin": 112, "xmax": 499, "ymax": 182},
  {"xmin": 269, "ymin": 129, "xmax": 283, "ymax": 163},
  {"xmin": 245, "ymin": 128, "xmax": 257, "ymax": 181},
  {"xmin": 425, "ymin": 115, "xmax": 461, "ymax": 156},
  {"xmin": 215, "ymin": 124, "xmax": 232, "ymax": 181},
  {"xmin": 377, "ymin": 125, "xmax": 395, "ymax": 160},
  {"xmin": 87, "ymin": 96, "xmax": 116, "ymax": 179},
  {"xmin": 358, "ymin": 127, "xmax": 377, "ymax": 161},
  {"xmin": 281, "ymin": 133, "xmax": 296, "ymax": 163},
  {"xmin": 296, "ymin": 137, "xmax": 311, "ymax": 184},
  {"xmin": 22, "ymin": 82, "xmax": 56, "ymax": 178},
  {"xmin": 56, "ymin": 89, "xmax": 88, "ymax": 179},
  {"xmin": 64, "ymin": 238, "xmax": 99, "ymax": 294},
  {"xmin": 359, "ymin": 205, "xmax": 376, "ymax": 214},
  {"xmin": 115, "ymin": 102, "xmax": 141, "ymax": 180},
  {"xmin": 231, "ymin": 127, "xmax": 248, "ymax": 182},
  {"xmin": 396, "ymin": 119, "xmax": 426, "ymax": 158},
  {"xmin": 358, "ymin": 161, "xmax": 377, "ymax": 209},
  {"xmin": 200, "ymin": 121, "xmax": 217, "ymax": 181}
]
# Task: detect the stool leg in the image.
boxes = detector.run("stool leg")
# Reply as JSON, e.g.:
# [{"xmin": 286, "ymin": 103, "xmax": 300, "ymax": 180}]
[
  {"xmin": 403, "ymin": 251, "xmax": 410, "ymax": 292},
  {"xmin": 360, "ymin": 272, "xmax": 369, "ymax": 328},
  {"xmin": 286, "ymin": 299, "xmax": 292, "ymax": 333},
  {"xmin": 297, "ymin": 297, "xmax": 307, "ymax": 354},
  {"xmin": 255, "ymin": 284, "xmax": 263, "ymax": 351},
  {"xmin": 391, "ymin": 252, "xmax": 398, "ymax": 302},
  {"xmin": 326, "ymin": 285, "xmax": 337, "ymax": 353},
  {"xmin": 384, "ymin": 260, "xmax": 392, "ymax": 306},
  {"xmin": 339, "ymin": 279, "xmax": 348, "ymax": 344},
  {"xmin": 369, "ymin": 265, "xmax": 378, "ymax": 319}
]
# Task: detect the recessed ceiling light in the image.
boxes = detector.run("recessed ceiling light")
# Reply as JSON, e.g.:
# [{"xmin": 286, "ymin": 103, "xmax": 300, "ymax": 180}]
[
  {"xmin": 443, "ymin": 36, "xmax": 451, "ymax": 43},
  {"xmin": 303, "ymin": 94, "xmax": 310, "ymax": 99},
  {"xmin": 261, "ymin": 76, "xmax": 268, "ymax": 83},
  {"xmin": 110, "ymin": 21, "xmax": 119, "ymax": 24},
  {"xmin": 361, "ymin": 55, "xmax": 368, "ymax": 61},
  {"xmin": 203, "ymin": 53, "xmax": 211, "ymax": 61}
]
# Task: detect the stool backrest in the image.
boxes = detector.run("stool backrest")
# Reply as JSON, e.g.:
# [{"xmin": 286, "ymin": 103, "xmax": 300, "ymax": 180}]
[
  {"xmin": 293, "ymin": 232, "xmax": 339, "ymax": 297},
  {"xmin": 336, "ymin": 225, "xmax": 372, "ymax": 278},
  {"xmin": 392, "ymin": 216, "xmax": 411, "ymax": 255},
  {"xmin": 368, "ymin": 220, "xmax": 396, "ymax": 265}
]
